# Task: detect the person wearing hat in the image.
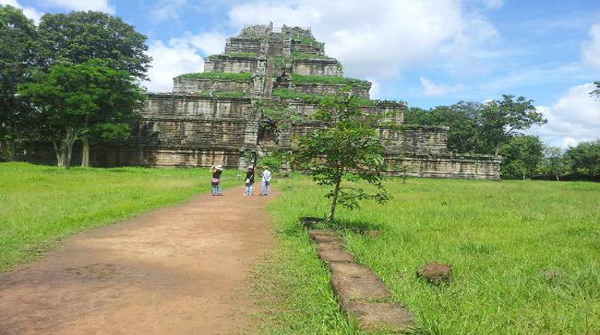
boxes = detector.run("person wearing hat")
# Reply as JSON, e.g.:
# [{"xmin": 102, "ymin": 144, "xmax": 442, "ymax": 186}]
[
  {"xmin": 244, "ymin": 166, "xmax": 255, "ymax": 195},
  {"xmin": 259, "ymin": 165, "xmax": 272, "ymax": 196},
  {"xmin": 210, "ymin": 165, "xmax": 223, "ymax": 196}
]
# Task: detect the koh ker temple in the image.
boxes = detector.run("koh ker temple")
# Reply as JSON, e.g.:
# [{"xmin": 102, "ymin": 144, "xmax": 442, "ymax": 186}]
[{"xmin": 27, "ymin": 23, "xmax": 502, "ymax": 179}]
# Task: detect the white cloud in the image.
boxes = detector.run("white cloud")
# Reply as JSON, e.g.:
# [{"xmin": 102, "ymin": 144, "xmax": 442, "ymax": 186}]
[
  {"xmin": 144, "ymin": 39, "xmax": 205, "ymax": 92},
  {"xmin": 226, "ymin": 0, "xmax": 500, "ymax": 80},
  {"xmin": 0, "ymin": 0, "xmax": 42, "ymax": 22},
  {"xmin": 420, "ymin": 77, "xmax": 463, "ymax": 96},
  {"xmin": 581, "ymin": 23, "xmax": 600, "ymax": 70},
  {"xmin": 144, "ymin": 31, "xmax": 227, "ymax": 91},
  {"xmin": 39, "ymin": 0, "xmax": 115, "ymax": 13},
  {"xmin": 151, "ymin": 0, "xmax": 188, "ymax": 21},
  {"xmin": 480, "ymin": 0, "xmax": 503, "ymax": 10},
  {"xmin": 529, "ymin": 83, "xmax": 600, "ymax": 147}
]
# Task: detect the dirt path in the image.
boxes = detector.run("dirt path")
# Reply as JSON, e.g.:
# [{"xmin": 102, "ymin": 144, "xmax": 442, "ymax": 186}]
[{"xmin": 0, "ymin": 186, "xmax": 276, "ymax": 335}]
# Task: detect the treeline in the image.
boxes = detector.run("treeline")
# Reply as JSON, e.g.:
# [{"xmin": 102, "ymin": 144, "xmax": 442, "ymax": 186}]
[
  {"xmin": 0, "ymin": 6, "xmax": 150, "ymax": 168},
  {"xmin": 406, "ymin": 95, "xmax": 600, "ymax": 181}
]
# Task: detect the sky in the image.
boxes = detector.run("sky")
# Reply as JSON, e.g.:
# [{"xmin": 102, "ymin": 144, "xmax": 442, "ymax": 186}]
[{"xmin": 3, "ymin": 0, "xmax": 600, "ymax": 148}]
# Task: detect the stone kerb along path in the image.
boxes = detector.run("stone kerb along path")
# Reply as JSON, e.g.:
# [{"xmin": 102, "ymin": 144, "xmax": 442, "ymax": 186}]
[
  {"xmin": 308, "ymin": 229, "xmax": 415, "ymax": 333},
  {"xmin": 0, "ymin": 186, "xmax": 276, "ymax": 335}
]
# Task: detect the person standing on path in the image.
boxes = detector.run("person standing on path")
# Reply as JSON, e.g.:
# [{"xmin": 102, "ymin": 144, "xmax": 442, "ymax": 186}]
[
  {"xmin": 244, "ymin": 167, "xmax": 255, "ymax": 195},
  {"xmin": 210, "ymin": 165, "xmax": 223, "ymax": 196},
  {"xmin": 260, "ymin": 166, "xmax": 272, "ymax": 196}
]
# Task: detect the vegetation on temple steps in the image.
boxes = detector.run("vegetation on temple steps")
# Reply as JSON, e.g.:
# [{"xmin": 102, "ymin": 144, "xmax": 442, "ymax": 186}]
[
  {"xmin": 195, "ymin": 91, "xmax": 248, "ymax": 98},
  {"xmin": 255, "ymin": 176, "xmax": 600, "ymax": 334},
  {"xmin": 0, "ymin": 162, "xmax": 240, "ymax": 272},
  {"xmin": 176, "ymin": 72, "xmax": 253, "ymax": 82},
  {"xmin": 290, "ymin": 52, "xmax": 333, "ymax": 60},
  {"xmin": 272, "ymin": 88, "xmax": 374, "ymax": 106},
  {"xmin": 290, "ymin": 74, "xmax": 369, "ymax": 87},
  {"xmin": 294, "ymin": 90, "xmax": 392, "ymax": 222},
  {"xmin": 591, "ymin": 81, "xmax": 600, "ymax": 97}
]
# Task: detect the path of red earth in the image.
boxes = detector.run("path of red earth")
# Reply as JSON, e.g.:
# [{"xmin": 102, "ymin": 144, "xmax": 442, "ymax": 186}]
[{"xmin": 0, "ymin": 186, "xmax": 276, "ymax": 335}]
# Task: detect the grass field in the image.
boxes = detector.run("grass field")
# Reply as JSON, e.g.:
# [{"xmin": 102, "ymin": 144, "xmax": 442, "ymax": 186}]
[
  {"xmin": 256, "ymin": 177, "xmax": 600, "ymax": 334},
  {"xmin": 0, "ymin": 162, "xmax": 239, "ymax": 273}
]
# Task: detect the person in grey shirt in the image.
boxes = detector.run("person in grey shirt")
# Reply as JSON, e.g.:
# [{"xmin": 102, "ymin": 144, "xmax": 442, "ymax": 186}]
[{"xmin": 260, "ymin": 166, "xmax": 272, "ymax": 196}]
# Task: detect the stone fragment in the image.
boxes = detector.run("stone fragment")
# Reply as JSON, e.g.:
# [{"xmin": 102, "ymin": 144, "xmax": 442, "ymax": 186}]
[
  {"xmin": 317, "ymin": 248, "xmax": 354, "ymax": 264},
  {"xmin": 308, "ymin": 229, "xmax": 338, "ymax": 240},
  {"xmin": 300, "ymin": 217, "xmax": 324, "ymax": 228},
  {"xmin": 416, "ymin": 262, "xmax": 452, "ymax": 285},
  {"xmin": 345, "ymin": 301, "xmax": 415, "ymax": 332},
  {"xmin": 312, "ymin": 234, "xmax": 344, "ymax": 245},
  {"xmin": 330, "ymin": 263, "xmax": 391, "ymax": 302}
]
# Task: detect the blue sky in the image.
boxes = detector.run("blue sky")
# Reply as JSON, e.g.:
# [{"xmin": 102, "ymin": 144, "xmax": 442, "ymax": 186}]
[{"xmin": 3, "ymin": 0, "xmax": 600, "ymax": 147}]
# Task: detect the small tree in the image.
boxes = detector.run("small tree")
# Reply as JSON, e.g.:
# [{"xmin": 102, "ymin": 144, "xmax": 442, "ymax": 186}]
[
  {"xmin": 19, "ymin": 61, "xmax": 145, "ymax": 168},
  {"xmin": 294, "ymin": 90, "xmax": 391, "ymax": 222},
  {"xmin": 499, "ymin": 135, "xmax": 543, "ymax": 180}
]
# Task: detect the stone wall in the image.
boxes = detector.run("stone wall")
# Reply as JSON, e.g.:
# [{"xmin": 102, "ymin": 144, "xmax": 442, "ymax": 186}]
[
  {"xmin": 290, "ymin": 40, "xmax": 325, "ymax": 54},
  {"xmin": 203, "ymin": 56, "xmax": 258, "ymax": 73},
  {"xmin": 225, "ymin": 37, "xmax": 262, "ymax": 53},
  {"xmin": 384, "ymin": 126, "xmax": 449, "ymax": 155},
  {"xmin": 385, "ymin": 154, "xmax": 501, "ymax": 180},
  {"xmin": 145, "ymin": 94, "xmax": 254, "ymax": 119},
  {"xmin": 173, "ymin": 78, "xmax": 252, "ymax": 93},
  {"xmin": 292, "ymin": 59, "xmax": 343, "ymax": 76}
]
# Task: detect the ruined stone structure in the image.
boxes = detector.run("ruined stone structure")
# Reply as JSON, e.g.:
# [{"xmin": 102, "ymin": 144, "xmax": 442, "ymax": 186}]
[{"xmin": 23, "ymin": 24, "xmax": 501, "ymax": 179}]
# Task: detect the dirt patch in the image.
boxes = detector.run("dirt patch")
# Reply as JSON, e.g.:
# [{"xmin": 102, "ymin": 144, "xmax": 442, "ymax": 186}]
[
  {"xmin": 417, "ymin": 262, "xmax": 453, "ymax": 285},
  {"xmin": 0, "ymin": 186, "xmax": 276, "ymax": 335}
]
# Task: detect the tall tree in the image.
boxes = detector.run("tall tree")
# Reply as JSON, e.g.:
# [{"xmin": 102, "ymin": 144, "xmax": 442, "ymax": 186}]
[
  {"xmin": 294, "ymin": 90, "xmax": 391, "ymax": 222},
  {"xmin": 479, "ymin": 95, "xmax": 546, "ymax": 155},
  {"xmin": 0, "ymin": 5, "xmax": 37, "ymax": 160},
  {"xmin": 565, "ymin": 139, "xmax": 600, "ymax": 178},
  {"xmin": 498, "ymin": 135, "xmax": 543, "ymax": 180},
  {"xmin": 540, "ymin": 146, "xmax": 570, "ymax": 181},
  {"xmin": 18, "ymin": 61, "xmax": 145, "ymax": 168},
  {"xmin": 37, "ymin": 11, "xmax": 151, "ymax": 80}
]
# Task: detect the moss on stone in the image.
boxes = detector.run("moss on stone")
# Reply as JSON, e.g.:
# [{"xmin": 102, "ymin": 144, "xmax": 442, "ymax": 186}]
[
  {"xmin": 290, "ymin": 74, "xmax": 369, "ymax": 87},
  {"xmin": 176, "ymin": 72, "xmax": 253, "ymax": 82}
]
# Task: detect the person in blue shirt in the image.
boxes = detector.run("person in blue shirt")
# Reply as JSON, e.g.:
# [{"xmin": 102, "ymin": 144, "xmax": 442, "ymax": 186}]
[{"xmin": 260, "ymin": 166, "xmax": 272, "ymax": 196}]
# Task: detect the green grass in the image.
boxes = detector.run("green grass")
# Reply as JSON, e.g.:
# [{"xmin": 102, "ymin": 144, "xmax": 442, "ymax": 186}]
[
  {"xmin": 0, "ymin": 162, "xmax": 241, "ymax": 273},
  {"xmin": 290, "ymin": 74, "xmax": 369, "ymax": 87},
  {"xmin": 175, "ymin": 72, "xmax": 253, "ymax": 82},
  {"xmin": 256, "ymin": 176, "xmax": 600, "ymax": 334}
]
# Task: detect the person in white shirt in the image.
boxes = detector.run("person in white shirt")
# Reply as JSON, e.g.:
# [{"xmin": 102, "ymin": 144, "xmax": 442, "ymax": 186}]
[{"xmin": 260, "ymin": 166, "xmax": 272, "ymax": 196}]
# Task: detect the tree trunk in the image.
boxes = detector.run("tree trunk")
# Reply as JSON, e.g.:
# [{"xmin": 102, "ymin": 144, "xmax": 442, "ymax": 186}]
[
  {"xmin": 555, "ymin": 174, "xmax": 560, "ymax": 181},
  {"xmin": 9, "ymin": 141, "xmax": 17, "ymax": 161},
  {"xmin": 53, "ymin": 141, "xmax": 66, "ymax": 167},
  {"xmin": 64, "ymin": 128, "xmax": 76, "ymax": 169},
  {"xmin": 81, "ymin": 138, "xmax": 90, "ymax": 167},
  {"xmin": 327, "ymin": 176, "xmax": 342, "ymax": 222}
]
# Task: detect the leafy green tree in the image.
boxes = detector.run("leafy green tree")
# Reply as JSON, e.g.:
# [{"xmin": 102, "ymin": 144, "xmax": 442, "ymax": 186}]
[
  {"xmin": 565, "ymin": 140, "xmax": 600, "ymax": 178},
  {"xmin": 294, "ymin": 91, "xmax": 391, "ymax": 222},
  {"xmin": 37, "ymin": 11, "xmax": 151, "ymax": 80},
  {"xmin": 480, "ymin": 95, "xmax": 546, "ymax": 155},
  {"xmin": 540, "ymin": 146, "xmax": 570, "ymax": 181},
  {"xmin": 405, "ymin": 96, "xmax": 546, "ymax": 155},
  {"xmin": 0, "ymin": 5, "xmax": 37, "ymax": 160},
  {"xmin": 18, "ymin": 61, "xmax": 145, "ymax": 168},
  {"xmin": 498, "ymin": 135, "xmax": 543, "ymax": 180}
]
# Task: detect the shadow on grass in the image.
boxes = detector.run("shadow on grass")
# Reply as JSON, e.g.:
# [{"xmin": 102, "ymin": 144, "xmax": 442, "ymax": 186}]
[{"xmin": 298, "ymin": 216, "xmax": 384, "ymax": 233}]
